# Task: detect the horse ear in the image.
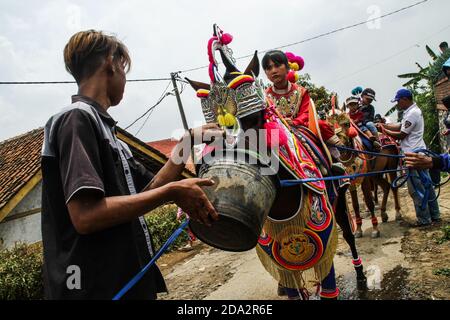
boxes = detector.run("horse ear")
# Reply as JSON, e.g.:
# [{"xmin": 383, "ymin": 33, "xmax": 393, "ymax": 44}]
[
  {"xmin": 244, "ymin": 51, "xmax": 260, "ymax": 77},
  {"xmin": 185, "ymin": 78, "xmax": 211, "ymax": 91},
  {"xmin": 219, "ymin": 49, "xmax": 239, "ymax": 74}
]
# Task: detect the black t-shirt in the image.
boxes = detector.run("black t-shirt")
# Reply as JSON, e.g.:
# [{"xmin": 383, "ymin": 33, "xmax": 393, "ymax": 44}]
[{"xmin": 41, "ymin": 95, "xmax": 167, "ymax": 300}]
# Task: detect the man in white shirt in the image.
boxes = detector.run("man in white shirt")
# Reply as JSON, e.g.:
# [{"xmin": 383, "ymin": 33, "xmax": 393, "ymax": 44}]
[{"xmin": 378, "ymin": 89, "xmax": 441, "ymax": 227}]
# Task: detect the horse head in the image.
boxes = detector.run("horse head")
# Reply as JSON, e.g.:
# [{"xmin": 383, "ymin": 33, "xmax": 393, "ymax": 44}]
[
  {"xmin": 329, "ymin": 112, "xmax": 357, "ymax": 147},
  {"xmin": 186, "ymin": 24, "xmax": 265, "ymax": 137}
]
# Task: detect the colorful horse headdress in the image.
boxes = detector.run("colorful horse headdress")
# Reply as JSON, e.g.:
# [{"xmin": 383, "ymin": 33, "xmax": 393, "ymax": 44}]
[{"xmin": 187, "ymin": 24, "xmax": 266, "ymax": 127}]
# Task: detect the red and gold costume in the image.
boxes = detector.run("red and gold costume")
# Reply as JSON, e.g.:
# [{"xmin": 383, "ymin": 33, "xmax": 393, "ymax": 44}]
[{"xmin": 266, "ymin": 82, "xmax": 336, "ymax": 142}]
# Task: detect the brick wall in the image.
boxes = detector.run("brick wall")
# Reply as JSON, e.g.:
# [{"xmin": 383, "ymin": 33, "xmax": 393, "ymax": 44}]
[{"xmin": 435, "ymin": 77, "xmax": 450, "ymax": 107}]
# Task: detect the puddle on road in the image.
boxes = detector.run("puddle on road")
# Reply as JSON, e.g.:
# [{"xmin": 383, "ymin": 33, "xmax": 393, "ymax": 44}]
[{"xmin": 338, "ymin": 265, "xmax": 412, "ymax": 300}]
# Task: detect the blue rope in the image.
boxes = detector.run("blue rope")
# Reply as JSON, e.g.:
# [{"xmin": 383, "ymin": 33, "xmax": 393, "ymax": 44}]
[
  {"xmin": 336, "ymin": 145, "xmax": 404, "ymax": 158},
  {"xmin": 112, "ymin": 219, "xmax": 189, "ymax": 300},
  {"xmin": 280, "ymin": 168, "xmax": 405, "ymax": 187}
]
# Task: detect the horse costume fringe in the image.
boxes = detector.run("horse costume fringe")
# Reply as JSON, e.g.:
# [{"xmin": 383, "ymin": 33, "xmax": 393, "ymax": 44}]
[{"xmin": 256, "ymin": 194, "xmax": 338, "ymax": 289}]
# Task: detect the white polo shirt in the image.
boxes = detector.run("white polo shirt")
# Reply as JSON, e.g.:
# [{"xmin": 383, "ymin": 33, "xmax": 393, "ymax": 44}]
[{"xmin": 400, "ymin": 103, "xmax": 426, "ymax": 153}]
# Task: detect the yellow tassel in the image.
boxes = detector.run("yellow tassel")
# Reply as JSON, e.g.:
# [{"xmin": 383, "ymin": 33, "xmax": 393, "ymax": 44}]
[
  {"xmin": 224, "ymin": 113, "xmax": 237, "ymax": 127},
  {"xmin": 217, "ymin": 114, "xmax": 226, "ymax": 126}
]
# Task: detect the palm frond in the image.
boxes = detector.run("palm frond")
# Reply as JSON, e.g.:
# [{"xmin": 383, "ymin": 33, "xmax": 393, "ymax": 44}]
[
  {"xmin": 426, "ymin": 45, "xmax": 438, "ymax": 61},
  {"xmin": 397, "ymin": 72, "xmax": 422, "ymax": 79},
  {"xmin": 385, "ymin": 105, "xmax": 397, "ymax": 117},
  {"xmin": 403, "ymin": 78, "xmax": 420, "ymax": 87}
]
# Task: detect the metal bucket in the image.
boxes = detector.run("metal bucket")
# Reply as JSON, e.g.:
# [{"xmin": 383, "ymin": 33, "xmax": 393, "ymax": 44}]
[{"xmin": 190, "ymin": 150, "xmax": 277, "ymax": 252}]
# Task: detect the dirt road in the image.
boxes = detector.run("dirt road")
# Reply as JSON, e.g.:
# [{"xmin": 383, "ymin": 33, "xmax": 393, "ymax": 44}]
[{"xmin": 157, "ymin": 185, "xmax": 450, "ymax": 300}]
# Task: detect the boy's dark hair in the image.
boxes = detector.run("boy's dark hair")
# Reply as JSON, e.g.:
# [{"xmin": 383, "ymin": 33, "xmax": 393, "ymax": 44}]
[
  {"xmin": 262, "ymin": 50, "xmax": 289, "ymax": 70},
  {"xmin": 439, "ymin": 42, "xmax": 448, "ymax": 49},
  {"xmin": 64, "ymin": 30, "xmax": 131, "ymax": 84}
]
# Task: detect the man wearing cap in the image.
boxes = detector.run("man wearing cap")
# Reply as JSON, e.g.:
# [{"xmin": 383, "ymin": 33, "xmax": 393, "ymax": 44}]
[{"xmin": 378, "ymin": 89, "xmax": 440, "ymax": 227}]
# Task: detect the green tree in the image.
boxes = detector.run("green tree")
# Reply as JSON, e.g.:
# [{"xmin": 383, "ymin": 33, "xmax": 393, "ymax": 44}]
[
  {"xmin": 297, "ymin": 73, "xmax": 335, "ymax": 110},
  {"xmin": 390, "ymin": 46, "xmax": 450, "ymax": 152}
]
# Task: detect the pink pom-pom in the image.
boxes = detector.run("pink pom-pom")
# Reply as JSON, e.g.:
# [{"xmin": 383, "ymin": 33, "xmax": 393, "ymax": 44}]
[
  {"xmin": 287, "ymin": 70, "xmax": 297, "ymax": 83},
  {"xmin": 285, "ymin": 52, "xmax": 295, "ymax": 61},
  {"xmin": 285, "ymin": 52, "xmax": 305, "ymax": 71},
  {"xmin": 264, "ymin": 121, "xmax": 288, "ymax": 148},
  {"xmin": 221, "ymin": 33, "xmax": 233, "ymax": 45},
  {"xmin": 295, "ymin": 56, "xmax": 305, "ymax": 71}
]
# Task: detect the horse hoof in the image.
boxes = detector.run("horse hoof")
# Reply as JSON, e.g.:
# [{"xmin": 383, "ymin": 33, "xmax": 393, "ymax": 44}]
[
  {"xmin": 371, "ymin": 230, "xmax": 380, "ymax": 238},
  {"xmin": 395, "ymin": 212, "xmax": 403, "ymax": 221},
  {"xmin": 357, "ymin": 279, "xmax": 368, "ymax": 291},
  {"xmin": 355, "ymin": 230, "xmax": 363, "ymax": 238},
  {"xmin": 381, "ymin": 212, "xmax": 389, "ymax": 223}
]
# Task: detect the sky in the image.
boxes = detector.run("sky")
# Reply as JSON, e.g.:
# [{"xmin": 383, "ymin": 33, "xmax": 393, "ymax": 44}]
[{"xmin": 0, "ymin": 0, "xmax": 449, "ymax": 142}]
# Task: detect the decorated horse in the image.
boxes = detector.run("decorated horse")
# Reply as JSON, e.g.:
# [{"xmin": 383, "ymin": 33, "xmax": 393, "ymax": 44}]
[
  {"xmin": 186, "ymin": 25, "xmax": 367, "ymax": 299},
  {"xmin": 329, "ymin": 111, "xmax": 402, "ymax": 238}
]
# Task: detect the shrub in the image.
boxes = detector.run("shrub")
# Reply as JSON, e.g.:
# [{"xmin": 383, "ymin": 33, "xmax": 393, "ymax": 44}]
[
  {"xmin": 144, "ymin": 204, "xmax": 189, "ymax": 252},
  {"xmin": 0, "ymin": 243, "xmax": 44, "ymax": 300},
  {"xmin": 436, "ymin": 225, "xmax": 450, "ymax": 245},
  {"xmin": 433, "ymin": 268, "xmax": 450, "ymax": 277}
]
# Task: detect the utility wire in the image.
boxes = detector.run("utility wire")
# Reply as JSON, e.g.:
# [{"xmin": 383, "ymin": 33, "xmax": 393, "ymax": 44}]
[
  {"xmin": 178, "ymin": 0, "xmax": 430, "ymax": 73},
  {"xmin": 125, "ymin": 81, "xmax": 174, "ymax": 131},
  {"xmin": 132, "ymin": 74, "xmax": 189, "ymax": 135},
  {"xmin": 134, "ymin": 80, "xmax": 173, "ymax": 135},
  {"xmin": 325, "ymin": 23, "xmax": 450, "ymax": 85},
  {"xmin": 0, "ymin": 1, "xmax": 430, "ymax": 84},
  {"xmin": 0, "ymin": 77, "xmax": 171, "ymax": 85}
]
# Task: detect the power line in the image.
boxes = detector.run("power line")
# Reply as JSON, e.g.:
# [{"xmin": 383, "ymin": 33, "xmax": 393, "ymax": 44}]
[
  {"xmin": 325, "ymin": 23, "xmax": 450, "ymax": 86},
  {"xmin": 134, "ymin": 81, "xmax": 171, "ymax": 137},
  {"xmin": 178, "ymin": 0, "xmax": 430, "ymax": 74},
  {"xmin": 125, "ymin": 80, "xmax": 174, "ymax": 131},
  {"xmin": 132, "ymin": 73, "xmax": 188, "ymax": 135},
  {"xmin": 0, "ymin": 77, "xmax": 171, "ymax": 85},
  {"xmin": 0, "ymin": 1, "xmax": 430, "ymax": 85}
]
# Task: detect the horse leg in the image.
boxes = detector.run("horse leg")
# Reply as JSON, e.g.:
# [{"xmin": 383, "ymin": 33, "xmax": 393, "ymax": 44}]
[
  {"xmin": 374, "ymin": 182, "xmax": 379, "ymax": 207},
  {"xmin": 320, "ymin": 264, "xmax": 340, "ymax": 300},
  {"xmin": 334, "ymin": 192, "xmax": 367, "ymax": 288},
  {"xmin": 373, "ymin": 176, "xmax": 391, "ymax": 223},
  {"xmin": 350, "ymin": 188, "xmax": 363, "ymax": 238},
  {"xmin": 362, "ymin": 178, "xmax": 380, "ymax": 238},
  {"xmin": 389, "ymin": 171, "xmax": 402, "ymax": 221}
]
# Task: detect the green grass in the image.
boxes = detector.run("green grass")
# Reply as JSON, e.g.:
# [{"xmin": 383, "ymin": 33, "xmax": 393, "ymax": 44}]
[
  {"xmin": 436, "ymin": 225, "xmax": 450, "ymax": 245},
  {"xmin": 433, "ymin": 268, "xmax": 450, "ymax": 277}
]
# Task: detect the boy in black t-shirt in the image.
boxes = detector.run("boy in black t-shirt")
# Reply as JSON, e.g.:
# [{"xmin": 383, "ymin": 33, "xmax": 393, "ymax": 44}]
[{"xmin": 41, "ymin": 30, "xmax": 222, "ymax": 300}]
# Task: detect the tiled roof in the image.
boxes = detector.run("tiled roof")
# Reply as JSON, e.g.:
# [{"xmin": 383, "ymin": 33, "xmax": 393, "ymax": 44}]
[
  {"xmin": 0, "ymin": 128, "xmax": 44, "ymax": 211},
  {"xmin": 0, "ymin": 127, "xmax": 194, "ymax": 213},
  {"xmin": 147, "ymin": 139, "xmax": 196, "ymax": 175}
]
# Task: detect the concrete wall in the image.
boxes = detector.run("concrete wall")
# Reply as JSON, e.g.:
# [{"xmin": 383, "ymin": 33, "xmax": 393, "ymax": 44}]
[{"xmin": 0, "ymin": 182, "xmax": 42, "ymax": 250}]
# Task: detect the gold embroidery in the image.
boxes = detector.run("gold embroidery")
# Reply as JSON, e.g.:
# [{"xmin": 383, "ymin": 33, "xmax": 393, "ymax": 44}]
[
  {"xmin": 270, "ymin": 87, "xmax": 304, "ymax": 119},
  {"xmin": 280, "ymin": 233, "xmax": 315, "ymax": 263}
]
